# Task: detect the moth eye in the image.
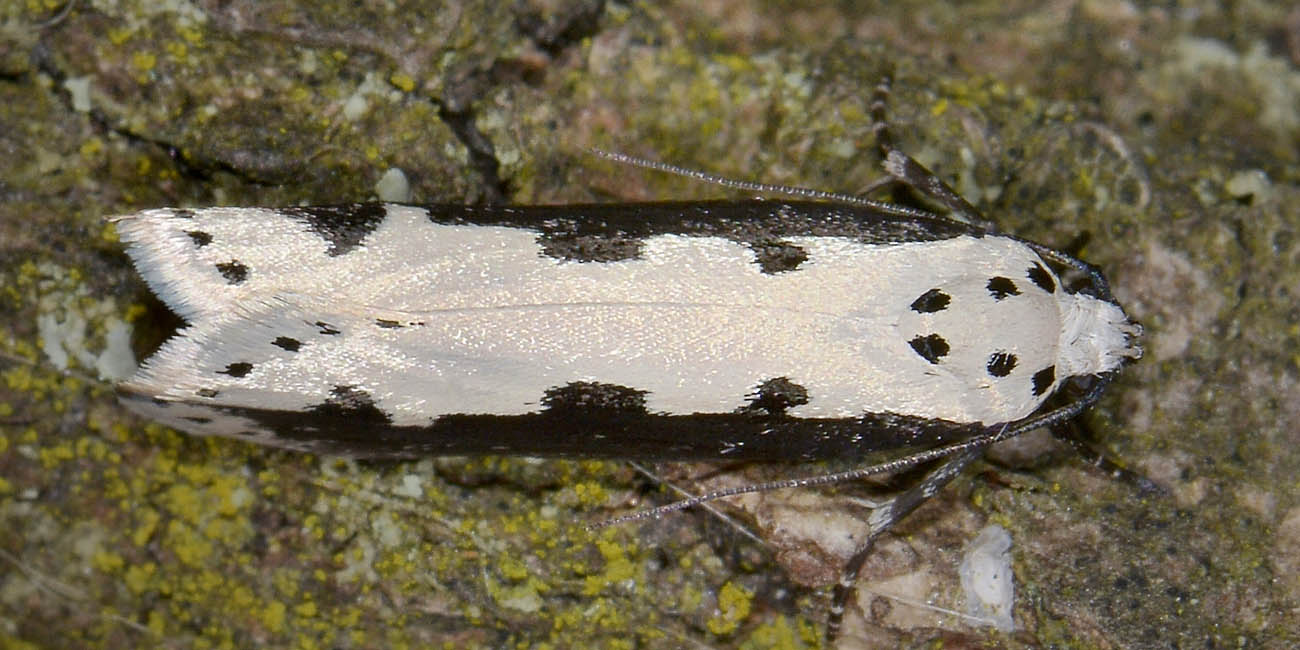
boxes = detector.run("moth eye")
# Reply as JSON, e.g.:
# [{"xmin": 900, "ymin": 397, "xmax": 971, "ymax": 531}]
[
  {"xmin": 986, "ymin": 351, "xmax": 1018, "ymax": 377},
  {"xmin": 1031, "ymin": 365, "xmax": 1056, "ymax": 396},
  {"xmin": 1027, "ymin": 262, "xmax": 1056, "ymax": 293},
  {"xmin": 909, "ymin": 288, "xmax": 951, "ymax": 313},
  {"xmin": 185, "ymin": 231, "xmax": 213, "ymax": 247},
  {"xmin": 986, "ymin": 276, "xmax": 1020, "ymax": 300},
  {"xmin": 216, "ymin": 260, "xmax": 249, "ymax": 285},
  {"xmin": 908, "ymin": 333, "xmax": 950, "ymax": 364}
]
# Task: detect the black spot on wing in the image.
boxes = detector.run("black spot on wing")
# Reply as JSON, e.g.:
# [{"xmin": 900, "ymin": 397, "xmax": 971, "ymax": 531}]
[
  {"xmin": 216, "ymin": 261, "xmax": 249, "ymax": 285},
  {"xmin": 272, "ymin": 336, "xmax": 301, "ymax": 352},
  {"xmin": 309, "ymin": 385, "xmax": 392, "ymax": 424},
  {"xmin": 741, "ymin": 377, "xmax": 810, "ymax": 414},
  {"xmin": 910, "ymin": 288, "xmax": 951, "ymax": 313},
  {"xmin": 172, "ymin": 209, "xmax": 196, "ymax": 219},
  {"xmin": 1028, "ymin": 262, "xmax": 1056, "ymax": 293},
  {"xmin": 987, "ymin": 276, "xmax": 1020, "ymax": 300},
  {"xmin": 541, "ymin": 382, "xmax": 648, "ymax": 416},
  {"xmin": 909, "ymin": 334, "xmax": 950, "ymax": 364},
  {"xmin": 376, "ymin": 319, "xmax": 402, "ymax": 329},
  {"xmin": 538, "ymin": 235, "xmax": 642, "ymax": 263},
  {"xmin": 186, "ymin": 231, "xmax": 212, "ymax": 247},
  {"xmin": 314, "ymin": 321, "xmax": 340, "ymax": 335},
  {"xmin": 196, "ymin": 388, "xmax": 219, "ymax": 398},
  {"xmin": 183, "ymin": 416, "xmax": 213, "ymax": 424},
  {"xmin": 986, "ymin": 351, "xmax": 1018, "ymax": 377},
  {"xmin": 280, "ymin": 203, "xmax": 388, "ymax": 256},
  {"xmin": 750, "ymin": 241, "xmax": 808, "ymax": 274},
  {"xmin": 217, "ymin": 362, "xmax": 253, "ymax": 378},
  {"xmin": 1031, "ymin": 366, "xmax": 1056, "ymax": 396}
]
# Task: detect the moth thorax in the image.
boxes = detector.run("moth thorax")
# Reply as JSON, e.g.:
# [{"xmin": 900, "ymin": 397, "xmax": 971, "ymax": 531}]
[{"xmin": 1056, "ymin": 293, "xmax": 1143, "ymax": 379}]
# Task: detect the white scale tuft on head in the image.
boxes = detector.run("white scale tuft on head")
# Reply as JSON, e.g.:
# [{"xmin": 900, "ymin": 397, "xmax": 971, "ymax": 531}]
[{"xmin": 1057, "ymin": 294, "xmax": 1143, "ymax": 378}]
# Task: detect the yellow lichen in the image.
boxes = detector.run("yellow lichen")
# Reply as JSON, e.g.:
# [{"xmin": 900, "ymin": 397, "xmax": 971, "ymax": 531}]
[
  {"xmin": 706, "ymin": 581, "xmax": 753, "ymax": 636},
  {"xmin": 499, "ymin": 556, "xmax": 529, "ymax": 581},
  {"xmin": 92, "ymin": 550, "xmax": 125, "ymax": 573},
  {"xmin": 132, "ymin": 507, "xmax": 160, "ymax": 546},
  {"xmin": 166, "ymin": 41, "xmax": 188, "ymax": 60},
  {"xmin": 79, "ymin": 137, "xmax": 104, "ymax": 157},
  {"xmin": 582, "ymin": 537, "xmax": 638, "ymax": 596},
  {"xmin": 165, "ymin": 519, "xmax": 213, "ymax": 566},
  {"xmin": 389, "ymin": 73, "xmax": 416, "ymax": 92},
  {"xmin": 262, "ymin": 600, "xmax": 287, "ymax": 634},
  {"xmin": 931, "ymin": 97, "xmax": 950, "ymax": 117},
  {"xmin": 131, "ymin": 51, "xmax": 157, "ymax": 72},
  {"xmin": 178, "ymin": 26, "xmax": 203, "ymax": 44},
  {"xmin": 124, "ymin": 562, "xmax": 156, "ymax": 594},
  {"xmin": 743, "ymin": 614, "xmax": 816, "ymax": 649},
  {"xmin": 107, "ymin": 27, "xmax": 132, "ymax": 45}
]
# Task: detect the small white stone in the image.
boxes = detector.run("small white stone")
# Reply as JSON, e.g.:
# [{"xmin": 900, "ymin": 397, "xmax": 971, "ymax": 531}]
[
  {"xmin": 374, "ymin": 167, "xmax": 411, "ymax": 203},
  {"xmin": 958, "ymin": 524, "xmax": 1015, "ymax": 632},
  {"xmin": 1225, "ymin": 170, "xmax": 1271, "ymax": 202},
  {"xmin": 64, "ymin": 76, "xmax": 93, "ymax": 112}
]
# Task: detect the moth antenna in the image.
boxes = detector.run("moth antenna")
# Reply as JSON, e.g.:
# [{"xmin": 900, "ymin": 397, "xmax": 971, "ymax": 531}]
[
  {"xmin": 34, "ymin": 0, "xmax": 77, "ymax": 29},
  {"xmin": 0, "ymin": 547, "xmax": 153, "ymax": 635},
  {"xmin": 588, "ymin": 147, "xmax": 925, "ymax": 215},
  {"xmin": 626, "ymin": 462, "xmax": 766, "ymax": 546}
]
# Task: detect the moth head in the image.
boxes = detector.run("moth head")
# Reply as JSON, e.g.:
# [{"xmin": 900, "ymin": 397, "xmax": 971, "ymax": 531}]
[{"xmin": 1056, "ymin": 292, "xmax": 1143, "ymax": 379}]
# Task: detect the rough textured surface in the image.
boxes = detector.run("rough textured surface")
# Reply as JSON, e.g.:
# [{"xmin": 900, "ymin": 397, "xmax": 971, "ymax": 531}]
[{"xmin": 2, "ymin": 1, "xmax": 1298, "ymax": 648}]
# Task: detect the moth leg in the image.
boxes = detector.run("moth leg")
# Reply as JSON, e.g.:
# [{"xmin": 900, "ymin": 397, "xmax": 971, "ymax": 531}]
[
  {"xmin": 1050, "ymin": 421, "xmax": 1165, "ymax": 496},
  {"xmin": 870, "ymin": 76, "xmax": 997, "ymax": 231},
  {"xmin": 828, "ymin": 446, "xmax": 984, "ymax": 642}
]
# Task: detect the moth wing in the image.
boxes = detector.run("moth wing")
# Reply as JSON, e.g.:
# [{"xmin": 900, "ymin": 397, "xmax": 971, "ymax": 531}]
[
  {"xmin": 118, "ymin": 291, "xmax": 572, "ymax": 433},
  {"xmin": 113, "ymin": 206, "xmax": 409, "ymax": 322}
]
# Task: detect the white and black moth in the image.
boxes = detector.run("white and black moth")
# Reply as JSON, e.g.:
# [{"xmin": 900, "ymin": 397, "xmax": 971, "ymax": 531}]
[
  {"xmin": 112, "ymin": 87, "xmax": 1142, "ymax": 640},
  {"xmin": 116, "ymin": 199, "xmax": 1137, "ymax": 457}
]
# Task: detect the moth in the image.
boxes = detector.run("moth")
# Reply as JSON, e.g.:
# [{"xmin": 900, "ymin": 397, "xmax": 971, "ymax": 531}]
[{"xmin": 112, "ymin": 83, "xmax": 1142, "ymax": 640}]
